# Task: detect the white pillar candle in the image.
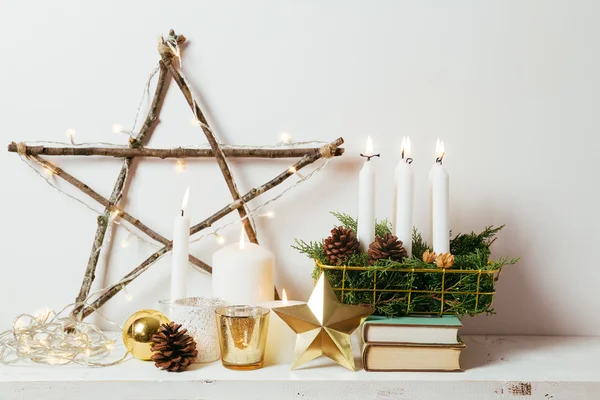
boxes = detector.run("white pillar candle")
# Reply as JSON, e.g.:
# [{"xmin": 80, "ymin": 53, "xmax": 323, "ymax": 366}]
[
  {"xmin": 171, "ymin": 187, "xmax": 190, "ymax": 302},
  {"xmin": 357, "ymin": 136, "xmax": 376, "ymax": 253},
  {"xmin": 393, "ymin": 137, "xmax": 414, "ymax": 257},
  {"xmin": 431, "ymin": 139, "xmax": 450, "ymax": 253},
  {"xmin": 262, "ymin": 289, "xmax": 305, "ymax": 365},
  {"xmin": 212, "ymin": 229, "xmax": 274, "ymax": 305}
]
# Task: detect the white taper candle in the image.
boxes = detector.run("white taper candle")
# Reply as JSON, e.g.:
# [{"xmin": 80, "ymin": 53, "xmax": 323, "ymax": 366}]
[
  {"xmin": 393, "ymin": 137, "xmax": 414, "ymax": 257},
  {"xmin": 431, "ymin": 140, "xmax": 450, "ymax": 253},
  {"xmin": 171, "ymin": 186, "xmax": 190, "ymax": 301},
  {"xmin": 357, "ymin": 136, "xmax": 376, "ymax": 253}
]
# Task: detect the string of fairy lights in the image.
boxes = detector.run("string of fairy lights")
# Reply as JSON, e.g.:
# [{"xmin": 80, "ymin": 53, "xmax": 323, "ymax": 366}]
[{"xmin": 0, "ymin": 36, "xmax": 333, "ymax": 367}]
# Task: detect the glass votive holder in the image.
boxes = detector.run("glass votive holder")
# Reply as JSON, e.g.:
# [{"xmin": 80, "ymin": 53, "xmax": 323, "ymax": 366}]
[
  {"xmin": 215, "ymin": 305, "xmax": 270, "ymax": 370},
  {"xmin": 158, "ymin": 299, "xmax": 174, "ymax": 319},
  {"xmin": 171, "ymin": 297, "xmax": 225, "ymax": 363}
]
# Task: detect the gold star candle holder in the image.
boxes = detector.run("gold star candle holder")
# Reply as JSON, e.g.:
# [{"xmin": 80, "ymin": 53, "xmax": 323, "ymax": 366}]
[{"xmin": 216, "ymin": 305, "xmax": 270, "ymax": 370}]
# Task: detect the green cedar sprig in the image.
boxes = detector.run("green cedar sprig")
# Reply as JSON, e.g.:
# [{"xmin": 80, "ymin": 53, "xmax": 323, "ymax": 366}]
[{"xmin": 292, "ymin": 212, "xmax": 519, "ymax": 317}]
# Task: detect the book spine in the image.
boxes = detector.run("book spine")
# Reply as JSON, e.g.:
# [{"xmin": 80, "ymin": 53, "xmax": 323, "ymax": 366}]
[{"xmin": 362, "ymin": 343, "xmax": 372, "ymax": 372}]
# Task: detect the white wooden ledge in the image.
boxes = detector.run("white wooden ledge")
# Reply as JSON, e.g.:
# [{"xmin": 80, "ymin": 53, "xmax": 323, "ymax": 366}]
[{"xmin": 1, "ymin": 335, "xmax": 599, "ymax": 399}]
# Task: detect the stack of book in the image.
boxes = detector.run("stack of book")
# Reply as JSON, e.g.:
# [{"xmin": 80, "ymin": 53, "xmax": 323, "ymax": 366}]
[{"xmin": 361, "ymin": 315, "xmax": 465, "ymax": 372}]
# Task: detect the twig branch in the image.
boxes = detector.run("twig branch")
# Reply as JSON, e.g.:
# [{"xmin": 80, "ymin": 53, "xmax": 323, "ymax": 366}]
[
  {"xmin": 79, "ymin": 138, "xmax": 344, "ymax": 319},
  {"xmin": 158, "ymin": 34, "xmax": 260, "ymax": 245},
  {"xmin": 30, "ymin": 155, "xmax": 211, "ymax": 274},
  {"xmin": 7, "ymin": 144, "xmax": 344, "ymax": 159},
  {"xmin": 70, "ymin": 62, "xmax": 171, "ymax": 319}
]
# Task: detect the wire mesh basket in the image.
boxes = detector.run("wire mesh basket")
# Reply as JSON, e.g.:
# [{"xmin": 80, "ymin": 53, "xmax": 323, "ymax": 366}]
[{"xmin": 315, "ymin": 260, "xmax": 503, "ymax": 316}]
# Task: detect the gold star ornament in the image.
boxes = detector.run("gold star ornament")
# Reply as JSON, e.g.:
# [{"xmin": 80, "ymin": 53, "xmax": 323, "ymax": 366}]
[{"xmin": 272, "ymin": 274, "xmax": 374, "ymax": 371}]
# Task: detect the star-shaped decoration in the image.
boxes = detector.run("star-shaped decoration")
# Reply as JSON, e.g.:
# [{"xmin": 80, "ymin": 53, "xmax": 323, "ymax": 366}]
[
  {"xmin": 8, "ymin": 30, "xmax": 345, "ymax": 321},
  {"xmin": 273, "ymin": 274, "xmax": 374, "ymax": 371}
]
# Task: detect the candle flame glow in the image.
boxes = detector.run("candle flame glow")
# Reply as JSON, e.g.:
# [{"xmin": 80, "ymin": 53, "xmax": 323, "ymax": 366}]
[
  {"xmin": 282, "ymin": 288, "xmax": 288, "ymax": 303},
  {"xmin": 402, "ymin": 137, "xmax": 412, "ymax": 159},
  {"xmin": 436, "ymin": 139, "xmax": 445, "ymax": 161},
  {"xmin": 66, "ymin": 129, "xmax": 76, "ymax": 143},
  {"xmin": 239, "ymin": 226, "xmax": 245, "ymax": 250},
  {"xmin": 181, "ymin": 186, "xmax": 190, "ymax": 212},
  {"xmin": 365, "ymin": 136, "xmax": 374, "ymax": 156}
]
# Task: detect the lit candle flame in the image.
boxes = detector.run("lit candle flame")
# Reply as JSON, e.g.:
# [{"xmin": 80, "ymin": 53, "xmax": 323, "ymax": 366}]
[
  {"xmin": 402, "ymin": 136, "xmax": 411, "ymax": 159},
  {"xmin": 435, "ymin": 139, "xmax": 445, "ymax": 161},
  {"xmin": 181, "ymin": 186, "xmax": 190, "ymax": 213},
  {"xmin": 365, "ymin": 136, "xmax": 374, "ymax": 156},
  {"xmin": 66, "ymin": 129, "xmax": 76, "ymax": 143},
  {"xmin": 282, "ymin": 288, "xmax": 288, "ymax": 303},
  {"xmin": 239, "ymin": 226, "xmax": 245, "ymax": 250}
]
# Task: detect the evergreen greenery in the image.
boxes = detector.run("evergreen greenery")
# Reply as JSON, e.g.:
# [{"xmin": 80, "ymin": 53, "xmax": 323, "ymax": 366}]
[{"xmin": 293, "ymin": 212, "xmax": 519, "ymax": 317}]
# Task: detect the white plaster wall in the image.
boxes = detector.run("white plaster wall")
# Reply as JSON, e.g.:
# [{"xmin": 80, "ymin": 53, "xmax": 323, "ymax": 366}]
[{"xmin": 0, "ymin": 0, "xmax": 598, "ymax": 335}]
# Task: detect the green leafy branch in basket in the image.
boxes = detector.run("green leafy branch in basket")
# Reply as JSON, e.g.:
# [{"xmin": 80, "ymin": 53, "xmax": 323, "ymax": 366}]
[{"xmin": 292, "ymin": 212, "xmax": 519, "ymax": 317}]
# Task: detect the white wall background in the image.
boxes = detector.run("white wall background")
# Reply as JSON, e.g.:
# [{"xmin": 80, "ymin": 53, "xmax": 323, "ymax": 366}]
[{"xmin": 0, "ymin": 0, "xmax": 598, "ymax": 335}]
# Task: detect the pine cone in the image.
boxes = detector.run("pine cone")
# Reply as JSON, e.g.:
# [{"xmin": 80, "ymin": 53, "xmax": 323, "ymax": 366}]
[
  {"xmin": 323, "ymin": 226, "xmax": 359, "ymax": 265},
  {"xmin": 368, "ymin": 233, "xmax": 408, "ymax": 265},
  {"xmin": 151, "ymin": 322, "xmax": 198, "ymax": 372}
]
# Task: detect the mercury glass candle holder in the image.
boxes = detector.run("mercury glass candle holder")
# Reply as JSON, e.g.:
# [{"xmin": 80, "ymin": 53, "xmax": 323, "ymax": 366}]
[
  {"xmin": 171, "ymin": 297, "xmax": 225, "ymax": 363},
  {"xmin": 215, "ymin": 305, "xmax": 270, "ymax": 370}
]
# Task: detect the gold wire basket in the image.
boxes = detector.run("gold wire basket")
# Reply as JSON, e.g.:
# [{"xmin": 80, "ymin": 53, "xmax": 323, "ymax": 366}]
[{"xmin": 315, "ymin": 260, "xmax": 503, "ymax": 316}]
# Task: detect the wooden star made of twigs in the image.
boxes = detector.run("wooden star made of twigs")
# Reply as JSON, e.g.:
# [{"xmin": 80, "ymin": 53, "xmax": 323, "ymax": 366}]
[{"xmin": 8, "ymin": 30, "xmax": 344, "ymax": 320}]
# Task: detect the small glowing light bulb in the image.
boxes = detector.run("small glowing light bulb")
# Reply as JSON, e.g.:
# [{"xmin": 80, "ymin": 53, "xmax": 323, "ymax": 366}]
[
  {"xmin": 176, "ymin": 159, "xmax": 186, "ymax": 173},
  {"xmin": 190, "ymin": 118, "xmax": 201, "ymax": 126},
  {"xmin": 288, "ymin": 166, "xmax": 305, "ymax": 180},
  {"xmin": 44, "ymin": 166, "xmax": 55, "ymax": 178},
  {"xmin": 112, "ymin": 124, "xmax": 125, "ymax": 134},
  {"xmin": 85, "ymin": 348, "xmax": 91, "ymax": 357},
  {"xmin": 121, "ymin": 238, "xmax": 130, "ymax": 248},
  {"xmin": 280, "ymin": 132, "xmax": 293, "ymax": 144},
  {"xmin": 265, "ymin": 211, "xmax": 275, "ymax": 218},
  {"xmin": 124, "ymin": 288, "xmax": 133, "ymax": 302},
  {"xmin": 110, "ymin": 209, "xmax": 120, "ymax": 222},
  {"xmin": 215, "ymin": 233, "xmax": 225, "ymax": 244},
  {"xmin": 105, "ymin": 343, "xmax": 114, "ymax": 351}
]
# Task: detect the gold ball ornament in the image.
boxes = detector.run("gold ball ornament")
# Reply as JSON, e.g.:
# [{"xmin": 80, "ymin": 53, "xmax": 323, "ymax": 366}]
[{"xmin": 122, "ymin": 309, "xmax": 169, "ymax": 360}]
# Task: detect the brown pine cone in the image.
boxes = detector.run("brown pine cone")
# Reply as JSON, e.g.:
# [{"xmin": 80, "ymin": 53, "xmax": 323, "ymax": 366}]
[
  {"xmin": 151, "ymin": 322, "xmax": 198, "ymax": 372},
  {"xmin": 368, "ymin": 233, "xmax": 408, "ymax": 265},
  {"xmin": 323, "ymin": 226, "xmax": 359, "ymax": 265}
]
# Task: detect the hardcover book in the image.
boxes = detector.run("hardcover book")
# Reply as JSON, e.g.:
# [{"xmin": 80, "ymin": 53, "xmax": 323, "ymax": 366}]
[
  {"xmin": 361, "ymin": 315, "xmax": 462, "ymax": 344},
  {"xmin": 362, "ymin": 341, "xmax": 466, "ymax": 372}
]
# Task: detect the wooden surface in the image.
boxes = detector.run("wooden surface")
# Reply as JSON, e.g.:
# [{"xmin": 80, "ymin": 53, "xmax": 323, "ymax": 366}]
[{"xmin": 1, "ymin": 335, "xmax": 599, "ymax": 399}]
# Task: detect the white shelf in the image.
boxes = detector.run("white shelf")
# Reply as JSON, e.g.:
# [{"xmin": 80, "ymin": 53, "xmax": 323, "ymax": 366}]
[{"xmin": 1, "ymin": 335, "xmax": 599, "ymax": 399}]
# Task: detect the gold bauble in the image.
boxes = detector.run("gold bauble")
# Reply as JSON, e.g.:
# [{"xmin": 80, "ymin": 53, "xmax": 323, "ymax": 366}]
[{"xmin": 122, "ymin": 309, "xmax": 169, "ymax": 360}]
